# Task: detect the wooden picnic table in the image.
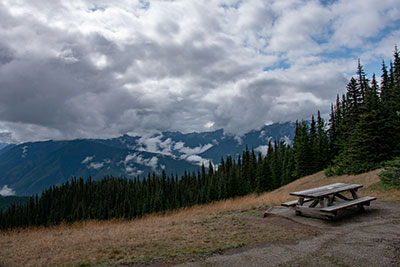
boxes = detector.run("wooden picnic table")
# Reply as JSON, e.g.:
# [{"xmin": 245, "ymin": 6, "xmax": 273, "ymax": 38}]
[{"xmin": 282, "ymin": 183, "xmax": 376, "ymax": 219}]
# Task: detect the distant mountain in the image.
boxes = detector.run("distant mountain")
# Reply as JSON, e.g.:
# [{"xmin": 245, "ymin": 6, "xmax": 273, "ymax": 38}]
[
  {"xmin": 0, "ymin": 143, "xmax": 13, "ymax": 155},
  {"xmin": 0, "ymin": 143, "xmax": 8, "ymax": 150},
  {"xmin": 0, "ymin": 122, "xmax": 296, "ymax": 196}
]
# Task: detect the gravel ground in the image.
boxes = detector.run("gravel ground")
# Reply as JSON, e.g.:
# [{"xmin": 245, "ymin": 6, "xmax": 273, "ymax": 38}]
[{"xmin": 175, "ymin": 201, "xmax": 400, "ymax": 267}]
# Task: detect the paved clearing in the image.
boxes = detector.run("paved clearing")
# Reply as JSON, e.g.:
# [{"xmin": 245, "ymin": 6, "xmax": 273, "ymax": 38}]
[{"xmin": 176, "ymin": 201, "xmax": 400, "ymax": 267}]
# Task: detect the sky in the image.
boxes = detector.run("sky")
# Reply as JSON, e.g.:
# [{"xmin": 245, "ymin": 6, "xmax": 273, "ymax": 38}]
[{"xmin": 0, "ymin": 0, "xmax": 399, "ymax": 143}]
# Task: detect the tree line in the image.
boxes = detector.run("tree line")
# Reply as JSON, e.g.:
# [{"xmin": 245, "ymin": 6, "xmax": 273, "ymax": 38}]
[
  {"xmin": 0, "ymin": 132, "xmax": 327, "ymax": 229},
  {"xmin": 328, "ymin": 48, "xmax": 400, "ymax": 174},
  {"xmin": 1, "ymin": 47, "xmax": 399, "ymax": 229}
]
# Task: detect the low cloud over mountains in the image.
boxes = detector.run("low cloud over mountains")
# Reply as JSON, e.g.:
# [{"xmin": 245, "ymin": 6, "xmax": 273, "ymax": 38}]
[{"xmin": 0, "ymin": 0, "xmax": 398, "ymax": 143}]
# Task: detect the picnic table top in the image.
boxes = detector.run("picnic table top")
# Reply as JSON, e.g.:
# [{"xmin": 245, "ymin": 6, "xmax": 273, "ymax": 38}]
[{"xmin": 289, "ymin": 183, "xmax": 363, "ymax": 198}]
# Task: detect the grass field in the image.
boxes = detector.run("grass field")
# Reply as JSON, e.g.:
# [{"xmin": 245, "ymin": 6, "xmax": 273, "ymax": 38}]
[{"xmin": 1, "ymin": 169, "xmax": 399, "ymax": 266}]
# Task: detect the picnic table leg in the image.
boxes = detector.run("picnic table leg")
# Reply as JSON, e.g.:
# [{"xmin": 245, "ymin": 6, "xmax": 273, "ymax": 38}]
[
  {"xmin": 295, "ymin": 197, "xmax": 304, "ymax": 215},
  {"xmin": 350, "ymin": 189, "xmax": 365, "ymax": 211},
  {"xmin": 328, "ymin": 211, "xmax": 338, "ymax": 221},
  {"xmin": 328, "ymin": 194, "xmax": 335, "ymax": 206},
  {"xmin": 319, "ymin": 197, "xmax": 328, "ymax": 208},
  {"xmin": 350, "ymin": 189, "xmax": 359, "ymax": 199}
]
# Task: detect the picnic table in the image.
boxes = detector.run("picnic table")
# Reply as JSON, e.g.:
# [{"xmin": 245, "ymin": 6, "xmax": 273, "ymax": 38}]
[{"xmin": 282, "ymin": 183, "xmax": 376, "ymax": 219}]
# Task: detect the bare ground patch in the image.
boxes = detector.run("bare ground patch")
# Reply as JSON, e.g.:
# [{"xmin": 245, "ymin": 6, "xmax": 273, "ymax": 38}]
[{"xmin": 183, "ymin": 201, "xmax": 400, "ymax": 267}]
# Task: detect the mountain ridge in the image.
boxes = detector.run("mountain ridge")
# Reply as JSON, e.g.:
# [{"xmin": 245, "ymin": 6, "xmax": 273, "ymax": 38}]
[{"xmin": 0, "ymin": 121, "xmax": 296, "ymax": 196}]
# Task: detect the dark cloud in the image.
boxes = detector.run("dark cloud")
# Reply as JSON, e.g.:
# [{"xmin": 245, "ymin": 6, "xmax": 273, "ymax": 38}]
[
  {"xmin": 0, "ymin": 0, "xmax": 398, "ymax": 142},
  {"xmin": 0, "ymin": 131, "xmax": 12, "ymax": 143},
  {"xmin": 0, "ymin": 44, "xmax": 14, "ymax": 65}
]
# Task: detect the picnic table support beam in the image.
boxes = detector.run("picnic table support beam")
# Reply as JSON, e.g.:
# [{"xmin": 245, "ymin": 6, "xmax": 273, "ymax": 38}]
[
  {"xmin": 295, "ymin": 206, "xmax": 336, "ymax": 220},
  {"xmin": 335, "ymin": 193, "xmax": 351, "ymax": 201},
  {"xmin": 309, "ymin": 199, "xmax": 319, "ymax": 208}
]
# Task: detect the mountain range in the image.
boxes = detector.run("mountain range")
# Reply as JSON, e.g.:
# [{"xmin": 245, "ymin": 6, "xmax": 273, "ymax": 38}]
[
  {"xmin": 0, "ymin": 122, "xmax": 296, "ymax": 196},
  {"xmin": 0, "ymin": 142, "xmax": 10, "ymax": 152}
]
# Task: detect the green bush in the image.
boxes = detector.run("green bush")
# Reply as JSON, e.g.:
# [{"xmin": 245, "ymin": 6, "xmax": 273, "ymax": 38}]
[
  {"xmin": 324, "ymin": 165, "xmax": 335, "ymax": 177},
  {"xmin": 378, "ymin": 157, "xmax": 400, "ymax": 186}
]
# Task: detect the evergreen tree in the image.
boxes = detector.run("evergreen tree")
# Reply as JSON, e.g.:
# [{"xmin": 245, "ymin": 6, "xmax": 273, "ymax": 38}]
[
  {"xmin": 293, "ymin": 121, "xmax": 312, "ymax": 177},
  {"xmin": 316, "ymin": 111, "xmax": 329, "ymax": 168},
  {"xmin": 309, "ymin": 115, "xmax": 318, "ymax": 173}
]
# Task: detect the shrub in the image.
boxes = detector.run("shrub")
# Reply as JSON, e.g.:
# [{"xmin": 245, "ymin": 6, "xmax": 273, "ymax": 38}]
[{"xmin": 378, "ymin": 157, "xmax": 400, "ymax": 186}]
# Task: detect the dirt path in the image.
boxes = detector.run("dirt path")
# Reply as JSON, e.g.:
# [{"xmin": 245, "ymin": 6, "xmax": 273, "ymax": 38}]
[{"xmin": 176, "ymin": 201, "xmax": 400, "ymax": 267}]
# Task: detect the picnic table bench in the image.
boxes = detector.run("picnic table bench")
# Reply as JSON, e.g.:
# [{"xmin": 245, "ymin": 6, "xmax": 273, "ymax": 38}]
[{"xmin": 282, "ymin": 183, "xmax": 376, "ymax": 219}]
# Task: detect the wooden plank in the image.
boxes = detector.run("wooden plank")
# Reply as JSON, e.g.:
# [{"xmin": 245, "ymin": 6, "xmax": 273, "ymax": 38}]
[
  {"xmin": 291, "ymin": 183, "xmax": 363, "ymax": 198},
  {"xmin": 310, "ymin": 184, "xmax": 363, "ymax": 198},
  {"xmin": 320, "ymin": 196, "xmax": 376, "ymax": 212},
  {"xmin": 281, "ymin": 198, "xmax": 312, "ymax": 207},
  {"xmin": 281, "ymin": 199, "xmax": 299, "ymax": 207},
  {"xmin": 290, "ymin": 183, "xmax": 345, "ymax": 197},
  {"xmin": 294, "ymin": 206, "xmax": 336, "ymax": 220}
]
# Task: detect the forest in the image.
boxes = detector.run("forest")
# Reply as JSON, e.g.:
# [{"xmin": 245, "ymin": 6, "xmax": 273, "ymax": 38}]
[{"xmin": 0, "ymin": 47, "xmax": 399, "ymax": 229}]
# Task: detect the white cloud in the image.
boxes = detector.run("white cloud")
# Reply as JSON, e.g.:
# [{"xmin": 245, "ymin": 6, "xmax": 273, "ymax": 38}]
[
  {"xmin": 81, "ymin": 155, "xmax": 94, "ymax": 164},
  {"xmin": 136, "ymin": 134, "xmax": 173, "ymax": 156},
  {"xmin": 234, "ymin": 135, "xmax": 243, "ymax": 145},
  {"xmin": 82, "ymin": 156, "xmax": 110, "ymax": 170},
  {"xmin": 0, "ymin": 185, "xmax": 15, "ymax": 196},
  {"xmin": 90, "ymin": 53, "xmax": 108, "ymax": 70},
  {"xmin": 329, "ymin": 0, "xmax": 400, "ymax": 48},
  {"xmin": 124, "ymin": 153, "xmax": 136, "ymax": 166},
  {"xmin": 0, "ymin": 0, "xmax": 398, "ymax": 142},
  {"xmin": 184, "ymin": 155, "xmax": 212, "ymax": 167},
  {"xmin": 87, "ymin": 161, "xmax": 104, "ymax": 170},
  {"xmin": 147, "ymin": 156, "xmax": 159, "ymax": 169},
  {"xmin": 124, "ymin": 153, "xmax": 159, "ymax": 170},
  {"xmin": 259, "ymin": 130, "xmax": 274, "ymax": 142},
  {"xmin": 255, "ymin": 145, "xmax": 268, "ymax": 156},
  {"xmin": 0, "ymin": 131, "xmax": 13, "ymax": 143},
  {"xmin": 173, "ymin": 141, "xmax": 185, "ymax": 150},
  {"xmin": 360, "ymin": 29, "xmax": 400, "ymax": 63},
  {"xmin": 125, "ymin": 166, "xmax": 144, "ymax": 177},
  {"xmin": 136, "ymin": 135, "xmax": 214, "ymax": 166},
  {"xmin": 21, "ymin": 145, "xmax": 28, "ymax": 158},
  {"xmin": 204, "ymin": 121, "xmax": 214, "ymax": 129},
  {"xmin": 177, "ymin": 143, "xmax": 213, "ymax": 156},
  {"xmin": 267, "ymin": 1, "xmax": 331, "ymax": 53},
  {"xmin": 171, "ymin": 141, "xmax": 214, "ymax": 166}
]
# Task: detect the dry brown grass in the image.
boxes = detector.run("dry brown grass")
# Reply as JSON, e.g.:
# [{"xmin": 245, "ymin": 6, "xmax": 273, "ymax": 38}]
[
  {"xmin": 0, "ymin": 209, "xmax": 315, "ymax": 266},
  {"xmin": 0, "ymin": 169, "xmax": 398, "ymax": 266}
]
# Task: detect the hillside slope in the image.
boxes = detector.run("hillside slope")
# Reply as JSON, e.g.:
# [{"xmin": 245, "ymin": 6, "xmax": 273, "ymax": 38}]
[{"xmin": 0, "ymin": 169, "xmax": 399, "ymax": 266}]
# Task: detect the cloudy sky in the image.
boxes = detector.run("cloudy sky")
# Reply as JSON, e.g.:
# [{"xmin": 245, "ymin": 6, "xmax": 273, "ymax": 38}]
[{"xmin": 0, "ymin": 0, "xmax": 399, "ymax": 143}]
